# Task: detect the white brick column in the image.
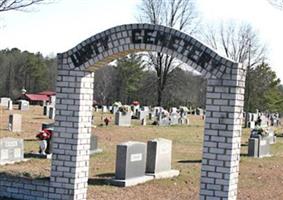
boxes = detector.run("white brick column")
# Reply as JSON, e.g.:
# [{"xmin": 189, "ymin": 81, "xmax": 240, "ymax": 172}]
[
  {"xmin": 50, "ymin": 68, "xmax": 94, "ymax": 200},
  {"xmin": 200, "ymin": 64, "xmax": 246, "ymax": 200}
]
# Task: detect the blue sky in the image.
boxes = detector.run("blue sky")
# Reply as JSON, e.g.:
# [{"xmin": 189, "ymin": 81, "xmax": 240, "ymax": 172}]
[{"xmin": 0, "ymin": 0, "xmax": 282, "ymax": 80}]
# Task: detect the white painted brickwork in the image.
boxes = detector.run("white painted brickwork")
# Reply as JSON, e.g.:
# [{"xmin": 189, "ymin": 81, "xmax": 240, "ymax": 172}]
[
  {"xmin": 0, "ymin": 24, "xmax": 246, "ymax": 200},
  {"xmin": 200, "ymin": 63, "xmax": 246, "ymax": 200}
]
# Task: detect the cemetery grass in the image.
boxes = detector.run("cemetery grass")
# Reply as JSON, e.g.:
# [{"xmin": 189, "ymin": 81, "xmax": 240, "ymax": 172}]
[{"xmin": 0, "ymin": 106, "xmax": 283, "ymax": 199}]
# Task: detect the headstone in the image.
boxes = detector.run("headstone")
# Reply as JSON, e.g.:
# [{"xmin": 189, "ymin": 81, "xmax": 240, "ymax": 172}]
[
  {"xmin": 260, "ymin": 115, "xmax": 268, "ymax": 127},
  {"xmin": 169, "ymin": 113, "xmax": 179, "ymax": 125},
  {"xmin": 248, "ymin": 121, "xmax": 255, "ymax": 129},
  {"xmin": 18, "ymin": 100, "xmax": 29, "ymax": 111},
  {"xmin": 48, "ymin": 107, "xmax": 56, "ymax": 120},
  {"xmin": 8, "ymin": 114, "xmax": 22, "ymax": 132},
  {"xmin": 111, "ymin": 141, "xmax": 153, "ymax": 186},
  {"xmin": 258, "ymin": 137, "xmax": 270, "ymax": 157},
  {"xmin": 141, "ymin": 118, "xmax": 146, "ymax": 126},
  {"xmin": 146, "ymin": 138, "xmax": 179, "ymax": 179},
  {"xmin": 248, "ymin": 138, "xmax": 259, "ymax": 157},
  {"xmin": 196, "ymin": 108, "xmax": 204, "ymax": 116},
  {"xmin": 0, "ymin": 97, "xmax": 11, "ymax": 107},
  {"xmin": 113, "ymin": 106, "xmax": 120, "ymax": 115},
  {"xmin": 102, "ymin": 105, "xmax": 108, "ymax": 113},
  {"xmin": 248, "ymin": 134, "xmax": 271, "ymax": 158},
  {"xmin": 170, "ymin": 107, "xmax": 177, "ymax": 113},
  {"xmin": 43, "ymin": 105, "xmax": 50, "ymax": 116},
  {"xmin": 179, "ymin": 106, "xmax": 188, "ymax": 118},
  {"xmin": 8, "ymin": 100, "xmax": 13, "ymax": 110},
  {"xmin": 158, "ymin": 116, "xmax": 170, "ymax": 126},
  {"xmin": 154, "ymin": 107, "xmax": 162, "ymax": 116},
  {"xmin": 0, "ymin": 137, "xmax": 24, "ymax": 165},
  {"xmin": 148, "ymin": 112, "xmax": 154, "ymax": 120},
  {"xmin": 142, "ymin": 106, "xmax": 150, "ymax": 113},
  {"xmin": 137, "ymin": 110, "xmax": 147, "ymax": 120},
  {"xmin": 178, "ymin": 117, "xmax": 189, "ymax": 125},
  {"xmin": 115, "ymin": 111, "xmax": 131, "ymax": 127},
  {"xmin": 90, "ymin": 135, "xmax": 102, "ymax": 154},
  {"xmin": 131, "ymin": 105, "xmax": 140, "ymax": 116},
  {"xmin": 49, "ymin": 95, "xmax": 56, "ymax": 106}
]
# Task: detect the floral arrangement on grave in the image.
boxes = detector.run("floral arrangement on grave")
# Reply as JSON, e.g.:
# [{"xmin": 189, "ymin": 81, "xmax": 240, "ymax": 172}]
[
  {"xmin": 118, "ymin": 105, "xmax": 130, "ymax": 115},
  {"xmin": 36, "ymin": 129, "xmax": 53, "ymax": 155}
]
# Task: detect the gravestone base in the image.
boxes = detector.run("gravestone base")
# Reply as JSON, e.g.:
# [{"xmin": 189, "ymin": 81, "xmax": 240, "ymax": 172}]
[
  {"xmin": 0, "ymin": 158, "xmax": 29, "ymax": 166},
  {"xmin": 24, "ymin": 152, "xmax": 52, "ymax": 159},
  {"xmin": 146, "ymin": 169, "xmax": 179, "ymax": 179},
  {"xmin": 90, "ymin": 148, "xmax": 103, "ymax": 155},
  {"xmin": 109, "ymin": 175, "xmax": 153, "ymax": 187}
]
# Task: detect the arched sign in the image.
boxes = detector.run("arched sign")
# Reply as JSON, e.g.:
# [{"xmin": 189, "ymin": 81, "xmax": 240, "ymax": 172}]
[{"xmin": 59, "ymin": 24, "xmax": 236, "ymax": 78}]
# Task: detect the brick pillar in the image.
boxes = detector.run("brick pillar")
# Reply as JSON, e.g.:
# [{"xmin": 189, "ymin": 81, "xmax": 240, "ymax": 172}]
[
  {"xmin": 200, "ymin": 64, "xmax": 246, "ymax": 200},
  {"xmin": 50, "ymin": 68, "xmax": 94, "ymax": 200}
]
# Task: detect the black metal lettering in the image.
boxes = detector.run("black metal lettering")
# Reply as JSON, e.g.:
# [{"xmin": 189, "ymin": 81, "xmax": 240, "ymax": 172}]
[
  {"xmin": 180, "ymin": 39, "xmax": 193, "ymax": 55},
  {"xmin": 92, "ymin": 43, "xmax": 99, "ymax": 55},
  {"xmin": 154, "ymin": 31, "xmax": 170, "ymax": 46},
  {"xmin": 186, "ymin": 45, "xmax": 202, "ymax": 62},
  {"xmin": 132, "ymin": 29, "xmax": 142, "ymax": 43},
  {"xmin": 100, "ymin": 36, "xmax": 109, "ymax": 51},
  {"xmin": 144, "ymin": 29, "xmax": 155, "ymax": 44},
  {"xmin": 70, "ymin": 53, "xmax": 80, "ymax": 68},
  {"xmin": 197, "ymin": 51, "xmax": 212, "ymax": 68},
  {"xmin": 168, "ymin": 35, "xmax": 181, "ymax": 51},
  {"xmin": 71, "ymin": 43, "xmax": 96, "ymax": 68}
]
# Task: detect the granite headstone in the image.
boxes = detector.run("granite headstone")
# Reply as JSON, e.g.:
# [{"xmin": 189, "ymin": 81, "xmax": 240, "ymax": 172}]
[{"xmin": 0, "ymin": 137, "xmax": 24, "ymax": 165}]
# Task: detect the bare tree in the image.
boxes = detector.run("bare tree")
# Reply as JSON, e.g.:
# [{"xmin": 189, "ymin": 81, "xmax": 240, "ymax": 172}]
[
  {"xmin": 267, "ymin": 0, "xmax": 283, "ymax": 10},
  {"xmin": 138, "ymin": 0, "xmax": 199, "ymax": 106},
  {"xmin": 93, "ymin": 65, "xmax": 117, "ymax": 105},
  {"xmin": 201, "ymin": 21, "xmax": 267, "ymax": 126},
  {"xmin": 0, "ymin": 0, "xmax": 51, "ymax": 12},
  {"xmin": 201, "ymin": 21, "xmax": 266, "ymax": 67}
]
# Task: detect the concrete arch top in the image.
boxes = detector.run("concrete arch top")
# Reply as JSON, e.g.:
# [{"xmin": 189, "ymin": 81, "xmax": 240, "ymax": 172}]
[{"xmin": 58, "ymin": 23, "xmax": 237, "ymax": 78}]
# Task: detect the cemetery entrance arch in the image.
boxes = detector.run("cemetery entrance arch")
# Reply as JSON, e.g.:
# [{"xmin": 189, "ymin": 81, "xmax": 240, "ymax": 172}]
[{"xmin": 53, "ymin": 24, "xmax": 246, "ymax": 200}]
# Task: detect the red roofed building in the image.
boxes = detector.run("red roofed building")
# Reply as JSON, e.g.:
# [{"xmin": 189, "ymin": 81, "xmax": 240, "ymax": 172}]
[
  {"xmin": 37, "ymin": 91, "xmax": 56, "ymax": 96},
  {"xmin": 19, "ymin": 90, "xmax": 56, "ymax": 105},
  {"xmin": 21, "ymin": 94, "xmax": 49, "ymax": 105}
]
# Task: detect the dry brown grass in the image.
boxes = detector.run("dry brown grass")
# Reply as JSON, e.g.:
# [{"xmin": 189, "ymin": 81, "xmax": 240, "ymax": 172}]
[{"xmin": 0, "ymin": 105, "xmax": 283, "ymax": 199}]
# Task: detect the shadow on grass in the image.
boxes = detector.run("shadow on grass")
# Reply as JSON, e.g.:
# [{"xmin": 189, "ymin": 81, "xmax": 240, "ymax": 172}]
[
  {"xmin": 88, "ymin": 173, "xmax": 115, "ymax": 186},
  {"xmin": 178, "ymin": 159, "xmax": 202, "ymax": 164},
  {"xmin": 24, "ymin": 139, "xmax": 38, "ymax": 141},
  {"xmin": 241, "ymin": 143, "xmax": 248, "ymax": 147},
  {"xmin": 0, "ymin": 172, "xmax": 49, "ymax": 181},
  {"xmin": 88, "ymin": 178, "xmax": 111, "ymax": 186},
  {"xmin": 95, "ymin": 172, "xmax": 115, "ymax": 177},
  {"xmin": 33, "ymin": 117, "xmax": 47, "ymax": 120},
  {"xmin": 240, "ymin": 153, "xmax": 248, "ymax": 157}
]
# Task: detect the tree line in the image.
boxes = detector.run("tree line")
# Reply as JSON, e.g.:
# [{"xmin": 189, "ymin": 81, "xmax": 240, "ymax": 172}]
[
  {"xmin": 0, "ymin": 48, "xmax": 56, "ymax": 99},
  {"xmin": 93, "ymin": 54, "xmax": 207, "ymax": 108},
  {"xmin": 0, "ymin": 0, "xmax": 283, "ymax": 113}
]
